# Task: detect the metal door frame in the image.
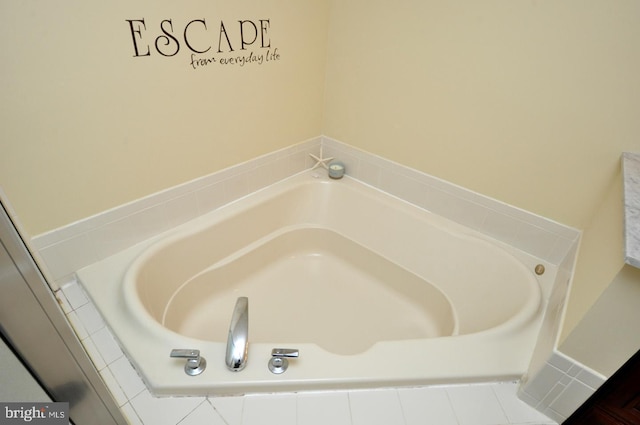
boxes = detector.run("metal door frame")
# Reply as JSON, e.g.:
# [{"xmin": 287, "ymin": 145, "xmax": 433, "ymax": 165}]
[{"xmin": 0, "ymin": 200, "xmax": 127, "ymax": 425}]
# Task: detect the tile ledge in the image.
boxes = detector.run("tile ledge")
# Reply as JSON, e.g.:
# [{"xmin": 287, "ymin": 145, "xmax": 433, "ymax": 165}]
[{"xmin": 622, "ymin": 152, "xmax": 640, "ymax": 269}]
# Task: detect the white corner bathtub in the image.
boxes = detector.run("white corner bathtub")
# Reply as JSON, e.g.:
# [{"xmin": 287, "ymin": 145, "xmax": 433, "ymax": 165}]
[{"xmin": 77, "ymin": 170, "xmax": 546, "ymax": 396}]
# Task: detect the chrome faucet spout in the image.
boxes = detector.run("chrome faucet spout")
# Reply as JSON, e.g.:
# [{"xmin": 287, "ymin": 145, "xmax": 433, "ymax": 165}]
[{"xmin": 225, "ymin": 296, "xmax": 249, "ymax": 371}]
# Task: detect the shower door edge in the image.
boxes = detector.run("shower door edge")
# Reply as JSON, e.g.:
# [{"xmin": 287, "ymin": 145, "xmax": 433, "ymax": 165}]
[{"xmin": 0, "ymin": 201, "xmax": 128, "ymax": 425}]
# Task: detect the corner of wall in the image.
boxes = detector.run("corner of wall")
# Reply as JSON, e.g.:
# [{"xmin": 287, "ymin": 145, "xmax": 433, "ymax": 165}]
[{"xmin": 557, "ymin": 167, "xmax": 624, "ymax": 343}]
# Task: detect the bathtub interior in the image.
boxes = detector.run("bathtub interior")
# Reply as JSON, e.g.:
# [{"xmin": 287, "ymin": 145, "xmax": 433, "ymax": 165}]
[
  {"xmin": 125, "ymin": 173, "xmax": 542, "ymax": 347},
  {"xmin": 161, "ymin": 227, "xmax": 457, "ymax": 356}
]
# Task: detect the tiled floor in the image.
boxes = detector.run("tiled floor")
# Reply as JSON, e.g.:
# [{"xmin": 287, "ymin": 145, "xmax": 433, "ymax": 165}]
[{"xmin": 120, "ymin": 382, "xmax": 558, "ymax": 425}]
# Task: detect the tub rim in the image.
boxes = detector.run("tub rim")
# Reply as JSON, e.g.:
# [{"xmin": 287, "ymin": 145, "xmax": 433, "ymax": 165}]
[{"xmin": 77, "ymin": 170, "xmax": 547, "ymax": 396}]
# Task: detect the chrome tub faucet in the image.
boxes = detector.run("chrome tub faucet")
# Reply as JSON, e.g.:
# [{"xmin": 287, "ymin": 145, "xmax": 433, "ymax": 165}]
[{"xmin": 225, "ymin": 297, "xmax": 249, "ymax": 371}]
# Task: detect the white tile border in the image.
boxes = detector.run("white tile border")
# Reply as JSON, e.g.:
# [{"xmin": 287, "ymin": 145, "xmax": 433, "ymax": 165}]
[
  {"xmin": 321, "ymin": 136, "xmax": 580, "ymax": 266},
  {"xmin": 31, "ymin": 136, "xmax": 579, "ymax": 285}
]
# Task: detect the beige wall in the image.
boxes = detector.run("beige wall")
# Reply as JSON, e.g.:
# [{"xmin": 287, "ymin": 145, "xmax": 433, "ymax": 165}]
[
  {"xmin": 323, "ymin": 0, "xmax": 640, "ymax": 340},
  {"xmin": 0, "ymin": 0, "xmax": 328, "ymax": 235},
  {"xmin": 324, "ymin": 0, "xmax": 639, "ymax": 229}
]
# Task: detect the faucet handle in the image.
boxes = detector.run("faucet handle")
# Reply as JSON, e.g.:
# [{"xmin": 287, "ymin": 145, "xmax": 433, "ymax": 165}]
[
  {"xmin": 271, "ymin": 348, "xmax": 299, "ymax": 358},
  {"xmin": 271, "ymin": 348, "xmax": 300, "ymax": 357},
  {"xmin": 269, "ymin": 348, "xmax": 299, "ymax": 374},
  {"xmin": 170, "ymin": 349, "xmax": 200, "ymax": 359},
  {"xmin": 170, "ymin": 349, "xmax": 206, "ymax": 376}
]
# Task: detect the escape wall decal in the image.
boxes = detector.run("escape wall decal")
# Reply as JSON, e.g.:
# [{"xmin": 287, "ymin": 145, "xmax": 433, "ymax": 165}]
[{"xmin": 126, "ymin": 18, "xmax": 281, "ymax": 69}]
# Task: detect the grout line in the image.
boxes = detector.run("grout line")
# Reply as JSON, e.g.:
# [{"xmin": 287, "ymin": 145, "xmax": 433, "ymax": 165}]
[
  {"xmin": 393, "ymin": 389, "xmax": 408, "ymax": 425},
  {"xmin": 443, "ymin": 388, "xmax": 462, "ymax": 425},
  {"xmin": 490, "ymin": 385, "xmax": 512, "ymax": 425},
  {"xmin": 206, "ymin": 399, "xmax": 231, "ymax": 425},
  {"xmin": 177, "ymin": 399, "xmax": 209, "ymax": 425},
  {"xmin": 346, "ymin": 392, "xmax": 355, "ymax": 425}
]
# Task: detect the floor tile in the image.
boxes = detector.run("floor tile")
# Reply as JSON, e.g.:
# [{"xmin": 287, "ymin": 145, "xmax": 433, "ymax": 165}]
[
  {"xmin": 81, "ymin": 337, "xmax": 107, "ymax": 371},
  {"xmin": 130, "ymin": 390, "xmax": 205, "ymax": 425},
  {"xmin": 209, "ymin": 396, "xmax": 244, "ymax": 425},
  {"xmin": 179, "ymin": 401, "xmax": 227, "ymax": 425},
  {"xmin": 398, "ymin": 386, "xmax": 458, "ymax": 425},
  {"xmin": 492, "ymin": 382, "xmax": 555, "ymax": 424},
  {"xmin": 61, "ymin": 280, "xmax": 89, "ymax": 310},
  {"xmin": 108, "ymin": 356, "xmax": 146, "ymax": 400},
  {"xmin": 114, "ymin": 381, "xmax": 559, "ymax": 425},
  {"xmin": 349, "ymin": 389, "xmax": 405, "ymax": 425},
  {"xmin": 75, "ymin": 303, "xmax": 105, "ymax": 335},
  {"xmin": 242, "ymin": 393, "xmax": 297, "ymax": 425},
  {"xmin": 297, "ymin": 391, "xmax": 351, "ymax": 425},
  {"xmin": 65, "ymin": 311, "xmax": 89, "ymax": 340},
  {"xmin": 447, "ymin": 384, "xmax": 508, "ymax": 425},
  {"xmin": 90, "ymin": 327, "xmax": 123, "ymax": 365},
  {"xmin": 120, "ymin": 402, "xmax": 143, "ymax": 425},
  {"xmin": 99, "ymin": 367, "xmax": 128, "ymax": 407}
]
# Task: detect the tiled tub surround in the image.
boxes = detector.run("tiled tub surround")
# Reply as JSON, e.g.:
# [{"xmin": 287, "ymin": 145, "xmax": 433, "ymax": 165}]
[
  {"xmin": 33, "ymin": 137, "xmax": 579, "ymax": 284},
  {"xmin": 30, "ymin": 136, "xmax": 584, "ymax": 422},
  {"xmin": 32, "ymin": 137, "xmax": 325, "ymax": 286}
]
